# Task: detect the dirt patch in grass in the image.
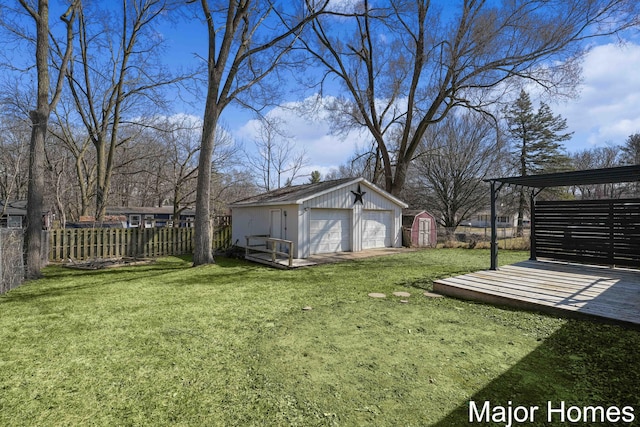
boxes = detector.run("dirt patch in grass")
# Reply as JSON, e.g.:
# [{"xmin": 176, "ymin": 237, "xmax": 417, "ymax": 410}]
[{"xmin": 63, "ymin": 257, "xmax": 155, "ymax": 270}]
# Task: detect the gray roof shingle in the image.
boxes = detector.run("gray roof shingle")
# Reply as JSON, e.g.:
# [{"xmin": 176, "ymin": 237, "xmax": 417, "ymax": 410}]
[{"xmin": 231, "ymin": 178, "xmax": 359, "ymax": 206}]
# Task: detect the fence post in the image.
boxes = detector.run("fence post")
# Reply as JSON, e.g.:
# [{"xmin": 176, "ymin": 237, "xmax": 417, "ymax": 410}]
[
  {"xmin": 271, "ymin": 240, "xmax": 276, "ymax": 263},
  {"xmin": 288, "ymin": 241, "xmax": 293, "ymax": 267}
]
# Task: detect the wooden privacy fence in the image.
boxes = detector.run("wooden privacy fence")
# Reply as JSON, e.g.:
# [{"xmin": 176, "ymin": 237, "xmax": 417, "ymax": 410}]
[
  {"xmin": 533, "ymin": 198, "xmax": 640, "ymax": 268},
  {"xmin": 211, "ymin": 215, "xmax": 232, "ymax": 252},
  {"xmin": 48, "ymin": 216, "xmax": 232, "ymax": 262},
  {"xmin": 49, "ymin": 227, "xmax": 195, "ymax": 261}
]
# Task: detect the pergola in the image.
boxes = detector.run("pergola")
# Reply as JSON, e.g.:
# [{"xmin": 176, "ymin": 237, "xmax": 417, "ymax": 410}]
[{"xmin": 485, "ymin": 165, "xmax": 640, "ymax": 270}]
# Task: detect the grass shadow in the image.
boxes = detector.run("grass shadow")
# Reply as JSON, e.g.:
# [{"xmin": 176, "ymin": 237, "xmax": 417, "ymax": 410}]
[
  {"xmin": 430, "ymin": 260, "xmax": 640, "ymax": 426},
  {"xmin": 0, "ymin": 257, "xmax": 195, "ymax": 303},
  {"xmin": 431, "ymin": 318, "xmax": 640, "ymax": 426}
]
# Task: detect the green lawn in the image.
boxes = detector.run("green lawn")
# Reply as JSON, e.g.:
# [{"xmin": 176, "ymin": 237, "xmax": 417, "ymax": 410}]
[{"xmin": 1, "ymin": 249, "xmax": 639, "ymax": 426}]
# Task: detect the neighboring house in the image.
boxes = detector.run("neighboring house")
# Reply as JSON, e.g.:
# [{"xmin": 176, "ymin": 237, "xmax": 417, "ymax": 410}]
[
  {"xmin": 0, "ymin": 200, "xmax": 52, "ymax": 229},
  {"xmin": 104, "ymin": 206, "xmax": 196, "ymax": 228},
  {"xmin": 0, "ymin": 200, "xmax": 26, "ymax": 228},
  {"xmin": 230, "ymin": 177, "xmax": 408, "ymax": 259},
  {"xmin": 465, "ymin": 211, "xmax": 528, "ymax": 228},
  {"xmin": 402, "ymin": 210, "xmax": 437, "ymax": 248}
]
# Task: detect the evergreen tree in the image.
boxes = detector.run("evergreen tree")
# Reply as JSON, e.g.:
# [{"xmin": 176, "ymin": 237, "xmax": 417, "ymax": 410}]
[
  {"xmin": 504, "ymin": 90, "xmax": 573, "ymax": 235},
  {"xmin": 621, "ymin": 133, "xmax": 640, "ymax": 196},
  {"xmin": 621, "ymin": 133, "xmax": 640, "ymax": 165},
  {"xmin": 309, "ymin": 170, "xmax": 322, "ymax": 184}
]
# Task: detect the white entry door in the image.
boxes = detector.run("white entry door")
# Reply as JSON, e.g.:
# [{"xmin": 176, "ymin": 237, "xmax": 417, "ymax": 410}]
[
  {"xmin": 309, "ymin": 209, "xmax": 351, "ymax": 254},
  {"xmin": 269, "ymin": 209, "xmax": 282, "ymax": 239},
  {"xmin": 362, "ymin": 210, "xmax": 391, "ymax": 249},
  {"xmin": 269, "ymin": 209, "xmax": 282, "ymax": 250}
]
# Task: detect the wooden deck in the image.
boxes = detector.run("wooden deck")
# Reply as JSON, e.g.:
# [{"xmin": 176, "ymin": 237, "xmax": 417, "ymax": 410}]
[
  {"xmin": 434, "ymin": 260, "xmax": 640, "ymax": 325},
  {"xmin": 245, "ymin": 252, "xmax": 317, "ymax": 269}
]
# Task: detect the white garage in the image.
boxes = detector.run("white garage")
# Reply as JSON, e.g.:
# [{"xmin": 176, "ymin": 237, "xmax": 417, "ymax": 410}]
[
  {"xmin": 230, "ymin": 177, "xmax": 408, "ymax": 259},
  {"xmin": 309, "ymin": 209, "xmax": 351, "ymax": 254},
  {"xmin": 362, "ymin": 210, "xmax": 392, "ymax": 249}
]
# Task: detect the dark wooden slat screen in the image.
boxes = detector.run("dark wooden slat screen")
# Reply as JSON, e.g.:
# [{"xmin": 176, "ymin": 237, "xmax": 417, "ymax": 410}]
[{"xmin": 533, "ymin": 199, "xmax": 640, "ymax": 268}]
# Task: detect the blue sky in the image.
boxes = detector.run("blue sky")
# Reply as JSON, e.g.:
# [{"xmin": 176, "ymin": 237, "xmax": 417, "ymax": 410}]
[
  {"xmin": 153, "ymin": 6, "xmax": 640, "ymax": 179},
  {"xmin": 6, "ymin": 1, "xmax": 640, "ymax": 180}
]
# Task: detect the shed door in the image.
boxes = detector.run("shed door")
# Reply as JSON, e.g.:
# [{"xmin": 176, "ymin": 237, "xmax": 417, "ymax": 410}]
[
  {"xmin": 418, "ymin": 218, "xmax": 431, "ymax": 247},
  {"xmin": 269, "ymin": 209, "xmax": 282, "ymax": 250},
  {"xmin": 362, "ymin": 210, "xmax": 391, "ymax": 249},
  {"xmin": 309, "ymin": 209, "xmax": 351, "ymax": 254}
]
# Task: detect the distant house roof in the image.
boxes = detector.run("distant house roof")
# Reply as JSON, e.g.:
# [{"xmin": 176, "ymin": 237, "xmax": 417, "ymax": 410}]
[
  {"xmin": 230, "ymin": 177, "xmax": 407, "ymax": 208},
  {"xmin": 105, "ymin": 206, "xmax": 195, "ymax": 216},
  {"xmin": 0, "ymin": 200, "xmax": 27, "ymax": 216}
]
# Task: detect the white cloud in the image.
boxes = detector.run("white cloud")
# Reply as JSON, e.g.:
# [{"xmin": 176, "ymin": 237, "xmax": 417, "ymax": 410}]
[
  {"xmin": 233, "ymin": 95, "xmax": 372, "ymax": 179},
  {"xmin": 552, "ymin": 42, "xmax": 640, "ymax": 150}
]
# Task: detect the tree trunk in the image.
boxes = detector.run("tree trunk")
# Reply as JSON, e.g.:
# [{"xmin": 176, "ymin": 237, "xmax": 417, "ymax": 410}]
[
  {"xmin": 20, "ymin": 0, "xmax": 77, "ymax": 278},
  {"xmin": 95, "ymin": 138, "xmax": 109, "ymax": 221},
  {"xmin": 74, "ymin": 155, "xmax": 92, "ymax": 218},
  {"xmin": 192, "ymin": 105, "xmax": 219, "ymax": 266},
  {"xmin": 390, "ymin": 156, "xmax": 410, "ymax": 197},
  {"xmin": 24, "ymin": 111, "xmax": 48, "ymax": 279}
]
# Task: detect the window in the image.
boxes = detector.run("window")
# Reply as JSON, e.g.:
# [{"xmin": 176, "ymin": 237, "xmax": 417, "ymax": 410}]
[
  {"xmin": 144, "ymin": 214, "xmax": 154, "ymax": 228},
  {"xmin": 7, "ymin": 216, "xmax": 22, "ymax": 228},
  {"xmin": 129, "ymin": 214, "xmax": 141, "ymax": 227}
]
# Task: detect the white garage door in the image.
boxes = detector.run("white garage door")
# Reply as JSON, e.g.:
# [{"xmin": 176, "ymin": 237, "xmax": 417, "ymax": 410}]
[
  {"xmin": 362, "ymin": 210, "xmax": 392, "ymax": 249},
  {"xmin": 309, "ymin": 209, "xmax": 351, "ymax": 254}
]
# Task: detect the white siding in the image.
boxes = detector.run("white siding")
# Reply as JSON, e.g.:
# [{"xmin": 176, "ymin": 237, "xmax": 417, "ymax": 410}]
[
  {"xmin": 231, "ymin": 205, "xmax": 299, "ymax": 250},
  {"xmin": 304, "ymin": 181, "xmax": 401, "ymax": 211}
]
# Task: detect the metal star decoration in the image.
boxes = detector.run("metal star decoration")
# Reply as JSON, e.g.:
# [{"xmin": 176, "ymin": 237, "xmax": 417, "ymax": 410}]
[{"xmin": 351, "ymin": 184, "xmax": 366, "ymax": 205}]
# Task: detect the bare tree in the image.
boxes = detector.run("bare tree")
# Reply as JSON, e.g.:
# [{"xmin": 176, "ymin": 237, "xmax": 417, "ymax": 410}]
[
  {"xmin": 191, "ymin": 0, "xmax": 328, "ymax": 265},
  {"xmin": 0, "ymin": 116, "xmax": 30, "ymax": 206},
  {"xmin": 49, "ymin": 104, "xmax": 96, "ymax": 219},
  {"xmin": 16, "ymin": 0, "xmax": 79, "ymax": 279},
  {"xmin": 64, "ymin": 0, "xmax": 183, "ymax": 221},
  {"xmin": 43, "ymin": 141, "xmax": 74, "ymax": 227},
  {"xmin": 106, "ymin": 124, "xmax": 169, "ymax": 207},
  {"xmin": 407, "ymin": 112, "xmax": 504, "ymax": 231},
  {"xmin": 571, "ymin": 145, "xmax": 625, "ymax": 198},
  {"xmin": 301, "ymin": 0, "xmax": 640, "ymax": 196},
  {"xmin": 247, "ymin": 116, "xmax": 308, "ymax": 191}
]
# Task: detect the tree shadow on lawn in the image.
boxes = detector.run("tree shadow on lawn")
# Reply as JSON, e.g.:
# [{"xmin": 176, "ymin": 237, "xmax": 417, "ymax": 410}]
[
  {"xmin": 431, "ymin": 318, "xmax": 640, "ymax": 426},
  {"xmin": 3, "ymin": 255, "xmax": 291, "ymax": 304},
  {"xmin": 0, "ymin": 257, "xmax": 195, "ymax": 303}
]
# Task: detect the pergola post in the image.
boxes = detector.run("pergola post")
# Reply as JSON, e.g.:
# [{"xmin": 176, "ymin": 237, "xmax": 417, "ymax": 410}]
[
  {"xmin": 490, "ymin": 181, "xmax": 499, "ymax": 270},
  {"xmin": 529, "ymin": 189, "xmax": 537, "ymax": 261}
]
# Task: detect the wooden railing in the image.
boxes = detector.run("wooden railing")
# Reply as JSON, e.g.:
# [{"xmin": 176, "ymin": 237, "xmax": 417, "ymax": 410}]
[{"xmin": 245, "ymin": 235, "xmax": 294, "ymax": 268}]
